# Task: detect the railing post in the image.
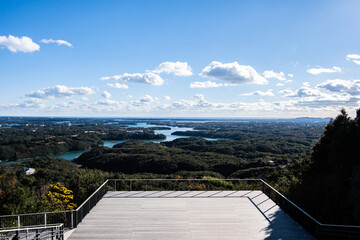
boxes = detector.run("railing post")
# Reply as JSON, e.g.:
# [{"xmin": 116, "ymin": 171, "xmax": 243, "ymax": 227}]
[
  {"xmin": 130, "ymin": 180, "xmax": 132, "ymax": 191},
  {"xmin": 17, "ymin": 215, "xmax": 20, "ymax": 228},
  {"xmin": 115, "ymin": 180, "xmax": 117, "ymax": 191},
  {"xmin": 44, "ymin": 213, "xmax": 47, "ymax": 226},
  {"xmin": 35, "ymin": 228, "xmax": 39, "ymax": 240},
  {"xmin": 71, "ymin": 211, "xmax": 74, "ymax": 229}
]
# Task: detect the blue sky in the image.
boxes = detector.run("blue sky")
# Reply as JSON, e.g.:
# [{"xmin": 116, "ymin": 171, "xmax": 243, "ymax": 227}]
[{"xmin": 1, "ymin": 0, "xmax": 360, "ymax": 118}]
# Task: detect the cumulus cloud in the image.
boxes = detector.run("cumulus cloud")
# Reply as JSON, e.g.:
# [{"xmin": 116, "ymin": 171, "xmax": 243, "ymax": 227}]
[
  {"xmin": 346, "ymin": 54, "xmax": 360, "ymax": 65},
  {"xmin": 190, "ymin": 81, "xmax": 223, "ymax": 88},
  {"xmin": 276, "ymin": 83, "xmax": 285, "ymax": 87},
  {"xmin": 279, "ymin": 89, "xmax": 295, "ymax": 97},
  {"xmin": 316, "ymin": 79, "xmax": 360, "ymax": 96},
  {"xmin": 307, "ymin": 66, "xmax": 341, "ymax": 75},
  {"xmin": 0, "ymin": 35, "xmax": 40, "ymax": 53},
  {"xmin": 96, "ymin": 99, "xmax": 121, "ymax": 106},
  {"xmin": 153, "ymin": 61, "xmax": 193, "ymax": 76},
  {"xmin": 131, "ymin": 95, "xmax": 158, "ymax": 106},
  {"xmin": 17, "ymin": 99, "xmax": 45, "ymax": 108},
  {"xmin": 170, "ymin": 94, "xmax": 212, "ymax": 111},
  {"xmin": 241, "ymin": 89, "xmax": 274, "ymax": 96},
  {"xmin": 0, "ymin": 99, "xmax": 46, "ymax": 110},
  {"xmin": 280, "ymin": 87, "xmax": 325, "ymax": 98},
  {"xmin": 40, "ymin": 38, "xmax": 72, "ymax": 47},
  {"xmin": 101, "ymin": 72, "xmax": 164, "ymax": 86},
  {"xmin": 102, "ymin": 91, "xmax": 111, "ymax": 99},
  {"xmin": 293, "ymin": 87, "xmax": 324, "ymax": 98},
  {"xmin": 25, "ymin": 85, "xmax": 95, "ymax": 99},
  {"xmin": 200, "ymin": 61, "xmax": 267, "ymax": 85},
  {"xmin": 288, "ymin": 73, "xmax": 294, "ymax": 78},
  {"xmin": 263, "ymin": 70, "xmax": 286, "ymax": 81},
  {"xmin": 193, "ymin": 94, "xmax": 205, "ymax": 101},
  {"xmin": 163, "ymin": 96, "xmax": 171, "ymax": 101},
  {"xmin": 279, "ymin": 85, "xmax": 352, "ymax": 108},
  {"xmin": 346, "ymin": 54, "xmax": 360, "ymax": 60},
  {"xmin": 107, "ymin": 83, "xmax": 129, "ymax": 89}
]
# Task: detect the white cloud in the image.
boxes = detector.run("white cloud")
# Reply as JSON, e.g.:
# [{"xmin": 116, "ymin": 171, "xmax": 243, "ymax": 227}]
[
  {"xmin": 96, "ymin": 99, "xmax": 122, "ymax": 106},
  {"xmin": 241, "ymin": 89, "xmax": 274, "ymax": 96},
  {"xmin": 107, "ymin": 83, "xmax": 129, "ymax": 89},
  {"xmin": 346, "ymin": 54, "xmax": 360, "ymax": 65},
  {"xmin": 40, "ymin": 39, "xmax": 72, "ymax": 47},
  {"xmin": 131, "ymin": 95, "xmax": 158, "ymax": 106},
  {"xmin": 200, "ymin": 61, "xmax": 267, "ymax": 85},
  {"xmin": 25, "ymin": 85, "xmax": 95, "ymax": 99},
  {"xmin": 288, "ymin": 73, "xmax": 294, "ymax": 78},
  {"xmin": 153, "ymin": 61, "xmax": 193, "ymax": 76},
  {"xmin": 81, "ymin": 97, "xmax": 89, "ymax": 101},
  {"xmin": 263, "ymin": 70, "xmax": 286, "ymax": 81},
  {"xmin": 276, "ymin": 83, "xmax": 285, "ymax": 87},
  {"xmin": 163, "ymin": 96, "xmax": 171, "ymax": 101},
  {"xmin": 0, "ymin": 35, "xmax": 40, "ymax": 53},
  {"xmin": 101, "ymin": 72, "xmax": 164, "ymax": 86},
  {"xmin": 280, "ymin": 87, "xmax": 325, "ymax": 98},
  {"xmin": 170, "ymin": 94, "xmax": 212, "ymax": 111},
  {"xmin": 316, "ymin": 79, "xmax": 360, "ymax": 96},
  {"xmin": 346, "ymin": 54, "xmax": 360, "ymax": 60},
  {"xmin": 190, "ymin": 81, "xmax": 224, "ymax": 88},
  {"xmin": 279, "ymin": 85, "xmax": 352, "ymax": 108},
  {"xmin": 0, "ymin": 99, "xmax": 46, "ymax": 110},
  {"xmin": 307, "ymin": 66, "xmax": 341, "ymax": 75},
  {"xmin": 17, "ymin": 99, "xmax": 46, "ymax": 109},
  {"xmin": 294, "ymin": 87, "xmax": 324, "ymax": 98},
  {"xmin": 102, "ymin": 91, "xmax": 111, "ymax": 99},
  {"xmin": 279, "ymin": 89, "xmax": 295, "ymax": 97},
  {"xmin": 193, "ymin": 94, "xmax": 205, "ymax": 101},
  {"xmin": 303, "ymin": 82, "xmax": 310, "ymax": 87}
]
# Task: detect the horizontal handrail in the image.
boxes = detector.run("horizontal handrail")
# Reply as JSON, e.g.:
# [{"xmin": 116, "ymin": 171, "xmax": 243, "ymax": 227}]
[
  {"xmin": 0, "ymin": 224, "xmax": 63, "ymax": 233},
  {"xmin": 108, "ymin": 178, "xmax": 260, "ymax": 181},
  {"xmin": 0, "ymin": 210, "xmax": 71, "ymax": 218}
]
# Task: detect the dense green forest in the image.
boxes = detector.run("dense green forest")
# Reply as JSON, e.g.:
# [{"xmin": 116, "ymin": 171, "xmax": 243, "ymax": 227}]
[
  {"xmin": 0, "ymin": 123, "xmax": 165, "ymax": 161},
  {"xmin": 75, "ymin": 137, "xmax": 307, "ymax": 177}
]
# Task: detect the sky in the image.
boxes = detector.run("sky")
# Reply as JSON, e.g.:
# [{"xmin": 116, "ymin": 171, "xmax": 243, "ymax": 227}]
[{"xmin": 1, "ymin": 0, "xmax": 360, "ymax": 118}]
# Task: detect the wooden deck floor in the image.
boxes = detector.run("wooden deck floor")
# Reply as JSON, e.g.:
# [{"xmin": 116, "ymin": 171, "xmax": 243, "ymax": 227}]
[{"xmin": 68, "ymin": 191, "xmax": 314, "ymax": 240}]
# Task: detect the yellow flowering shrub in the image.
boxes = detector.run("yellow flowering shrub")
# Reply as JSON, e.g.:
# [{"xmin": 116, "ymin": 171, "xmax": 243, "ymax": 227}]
[{"xmin": 42, "ymin": 183, "xmax": 77, "ymax": 212}]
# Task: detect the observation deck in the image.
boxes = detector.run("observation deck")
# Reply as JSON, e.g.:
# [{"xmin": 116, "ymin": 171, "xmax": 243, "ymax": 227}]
[{"xmin": 68, "ymin": 190, "xmax": 313, "ymax": 240}]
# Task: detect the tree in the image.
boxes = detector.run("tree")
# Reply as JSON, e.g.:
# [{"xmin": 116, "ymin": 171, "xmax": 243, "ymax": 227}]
[{"xmin": 41, "ymin": 183, "xmax": 76, "ymax": 212}]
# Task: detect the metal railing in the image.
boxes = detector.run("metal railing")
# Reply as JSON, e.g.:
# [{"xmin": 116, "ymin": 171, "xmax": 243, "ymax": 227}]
[
  {"xmin": 260, "ymin": 179, "xmax": 360, "ymax": 239},
  {"xmin": 1, "ymin": 178, "xmax": 360, "ymax": 240},
  {"xmin": 0, "ymin": 224, "xmax": 63, "ymax": 240},
  {"xmin": 0, "ymin": 211, "xmax": 72, "ymax": 230}
]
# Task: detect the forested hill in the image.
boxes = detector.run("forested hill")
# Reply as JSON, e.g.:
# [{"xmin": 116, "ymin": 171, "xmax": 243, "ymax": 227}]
[
  {"xmin": 75, "ymin": 141, "xmax": 245, "ymax": 176},
  {"xmin": 171, "ymin": 122, "xmax": 323, "ymax": 142},
  {"xmin": 75, "ymin": 132, "xmax": 317, "ymax": 178},
  {"xmin": 290, "ymin": 109, "xmax": 360, "ymax": 225}
]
